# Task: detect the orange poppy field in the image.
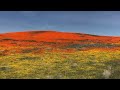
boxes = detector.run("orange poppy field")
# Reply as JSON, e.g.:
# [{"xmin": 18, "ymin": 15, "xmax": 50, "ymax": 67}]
[{"xmin": 0, "ymin": 30, "xmax": 120, "ymax": 79}]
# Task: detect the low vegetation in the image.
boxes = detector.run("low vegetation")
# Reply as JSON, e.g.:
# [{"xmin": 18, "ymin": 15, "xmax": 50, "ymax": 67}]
[
  {"xmin": 0, "ymin": 31, "xmax": 120, "ymax": 79},
  {"xmin": 0, "ymin": 50, "xmax": 120, "ymax": 79},
  {"xmin": 65, "ymin": 43, "xmax": 120, "ymax": 49}
]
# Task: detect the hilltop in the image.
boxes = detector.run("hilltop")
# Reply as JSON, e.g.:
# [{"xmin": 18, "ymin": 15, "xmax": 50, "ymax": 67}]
[
  {"xmin": 0, "ymin": 30, "xmax": 120, "ymax": 43},
  {"xmin": 0, "ymin": 30, "xmax": 120, "ymax": 55},
  {"xmin": 1, "ymin": 30, "xmax": 120, "ymax": 79}
]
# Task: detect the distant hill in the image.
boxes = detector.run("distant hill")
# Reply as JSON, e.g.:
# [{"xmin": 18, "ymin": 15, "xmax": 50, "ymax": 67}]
[{"xmin": 0, "ymin": 30, "xmax": 120, "ymax": 43}]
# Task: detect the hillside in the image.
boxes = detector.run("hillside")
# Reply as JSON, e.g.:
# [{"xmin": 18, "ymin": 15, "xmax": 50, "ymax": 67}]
[
  {"xmin": 0, "ymin": 30, "xmax": 120, "ymax": 43},
  {"xmin": 0, "ymin": 30, "xmax": 120, "ymax": 55},
  {"xmin": 1, "ymin": 30, "xmax": 120, "ymax": 79}
]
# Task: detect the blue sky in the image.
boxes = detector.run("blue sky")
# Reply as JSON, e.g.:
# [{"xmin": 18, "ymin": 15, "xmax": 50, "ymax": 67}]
[{"xmin": 0, "ymin": 11, "xmax": 120, "ymax": 36}]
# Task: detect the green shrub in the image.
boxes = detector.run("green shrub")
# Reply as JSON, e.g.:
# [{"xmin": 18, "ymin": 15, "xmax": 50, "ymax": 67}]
[
  {"xmin": 65, "ymin": 43, "xmax": 120, "ymax": 49},
  {"xmin": 22, "ymin": 48, "xmax": 40, "ymax": 53},
  {"xmin": 18, "ymin": 56, "xmax": 41, "ymax": 60}
]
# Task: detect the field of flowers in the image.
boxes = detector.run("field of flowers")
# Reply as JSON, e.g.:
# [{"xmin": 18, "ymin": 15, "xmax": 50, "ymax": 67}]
[
  {"xmin": 1, "ymin": 31, "xmax": 120, "ymax": 79},
  {"xmin": 0, "ymin": 49, "xmax": 120, "ymax": 79}
]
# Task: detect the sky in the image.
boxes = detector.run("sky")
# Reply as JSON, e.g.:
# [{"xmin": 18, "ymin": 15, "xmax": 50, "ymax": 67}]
[{"xmin": 0, "ymin": 11, "xmax": 120, "ymax": 36}]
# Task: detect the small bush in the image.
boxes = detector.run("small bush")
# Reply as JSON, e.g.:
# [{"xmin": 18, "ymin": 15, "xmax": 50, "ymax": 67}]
[
  {"xmin": 22, "ymin": 40, "xmax": 37, "ymax": 42},
  {"xmin": 65, "ymin": 43, "xmax": 120, "ymax": 49},
  {"xmin": 0, "ymin": 66, "xmax": 11, "ymax": 71},
  {"xmin": 18, "ymin": 56, "xmax": 41, "ymax": 60},
  {"xmin": 22, "ymin": 48, "xmax": 40, "ymax": 53},
  {"xmin": 2, "ymin": 38, "xmax": 14, "ymax": 41},
  {"xmin": 89, "ymin": 34, "xmax": 100, "ymax": 37},
  {"xmin": 0, "ymin": 50, "xmax": 9, "ymax": 56},
  {"xmin": 29, "ymin": 31, "xmax": 47, "ymax": 34}
]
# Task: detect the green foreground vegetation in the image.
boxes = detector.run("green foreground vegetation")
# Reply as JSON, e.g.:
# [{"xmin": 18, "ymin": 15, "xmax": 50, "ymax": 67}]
[{"xmin": 0, "ymin": 50, "xmax": 120, "ymax": 79}]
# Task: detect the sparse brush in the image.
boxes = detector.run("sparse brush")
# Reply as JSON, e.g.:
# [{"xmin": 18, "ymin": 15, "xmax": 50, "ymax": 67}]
[
  {"xmin": 2, "ymin": 38, "xmax": 14, "ymax": 41},
  {"xmin": 0, "ymin": 50, "xmax": 9, "ymax": 56},
  {"xmin": 18, "ymin": 56, "xmax": 41, "ymax": 60},
  {"xmin": 102, "ymin": 66, "xmax": 114, "ymax": 79},
  {"xmin": 22, "ymin": 40, "xmax": 37, "ymax": 42}
]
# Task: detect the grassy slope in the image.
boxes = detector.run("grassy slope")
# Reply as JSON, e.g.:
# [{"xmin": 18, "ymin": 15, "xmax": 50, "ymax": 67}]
[
  {"xmin": 0, "ymin": 50, "xmax": 120, "ymax": 79},
  {"xmin": 0, "ymin": 31, "xmax": 120, "ymax": 79}
]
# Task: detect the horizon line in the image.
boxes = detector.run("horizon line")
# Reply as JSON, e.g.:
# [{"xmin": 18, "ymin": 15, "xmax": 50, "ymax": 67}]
[{"xmin": 0, "ymin": 30, "xmax": 120, "ymax": 37}]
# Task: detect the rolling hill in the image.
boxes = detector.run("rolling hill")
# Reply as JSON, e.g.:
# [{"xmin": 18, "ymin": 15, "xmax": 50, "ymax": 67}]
[
  {"xmin": 1, "ymin": 30, "xmax": 120, "ymax": 79},
  {"xmin": 0, "ymin": 30, "xmax": 120, "ymax": 54},
  {"xmin": 0, "ymin": 30, "xmax": 120, "ymax": 43}
]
